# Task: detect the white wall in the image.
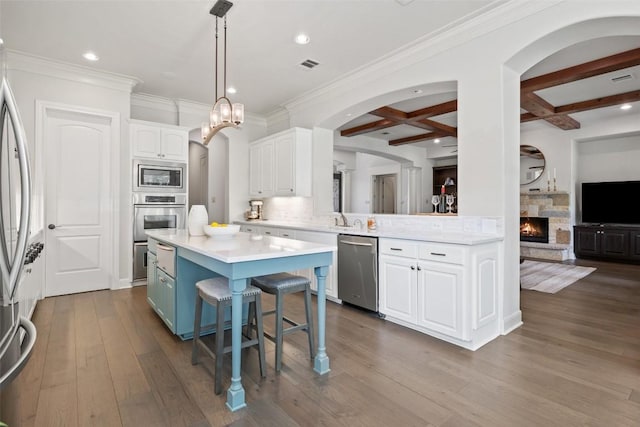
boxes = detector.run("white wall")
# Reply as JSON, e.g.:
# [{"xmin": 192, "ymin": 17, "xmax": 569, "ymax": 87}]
[
  {"xmin": 133, "ymin": 97, "xmax": 269, "ymax": 222},
  {"xmin": 521, "ymin": 110, "xmax": 640, "ymax": 226},
  {"xmin": 333, "ymin": 133, "xmax": 433, "ymax": 213},
  {"xmin": 281, "ymin": 3, "xmax": 640, "ymax": 335},
  {"xmin": 5, "ymin": 50, "xmax": 136, "ymax": 285}
]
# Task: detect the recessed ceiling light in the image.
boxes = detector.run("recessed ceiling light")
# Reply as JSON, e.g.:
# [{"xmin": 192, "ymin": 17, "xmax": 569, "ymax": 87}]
[
  {"xmin": 413, "ymin": 89, "xmax": 423, "ymax": 94},
  {"xmin": 227, "ymin": 87, "xmax": 237, "ymax": 94},
  {"xmin": 82, "ymin": 51, "xmax": 99, "ymax": 61},
  {"xmin": 434, "ymin": 139, "xmax": 441, "ymax": 143},
  {"xmin": 346, "ymin": 113, "xmax": 352, "ymax": 117},
  {"xmin": 381, "ymin": 131, "xmax": 390, "ymax": 135},
  {"xmin": 294, "ymin": 33, "xmax": 310, "ymax": 45},
  {"xmin": 620, "ymin": 104, "xmax": 632, "ymax": 110}
]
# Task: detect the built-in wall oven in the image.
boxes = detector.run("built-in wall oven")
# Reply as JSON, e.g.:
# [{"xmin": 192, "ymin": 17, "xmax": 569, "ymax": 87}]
[
  {"xmin": 133, "ymin": 193, "xmax": 186, "ymax": 281},
  {"xmin": 133, "ymin": 159, "xmax": 186, "ymax": 192}
]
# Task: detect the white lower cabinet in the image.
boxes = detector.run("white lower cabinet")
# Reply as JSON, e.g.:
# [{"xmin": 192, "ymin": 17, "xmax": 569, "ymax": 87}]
[
  {"xmin": 146, "ymin": 238, "xmax": 176, "ymax": 332},
  {"xmin": 416, "ymin": 260, "xmax": 465, "ymax": 339},
  {"xmin": 238, "ymin": 224, "xmax": 338, "ymax": 300},
  {"xmin": 379, "ymin": 254, "xmax": 417, "ymax": 323},
  {"xmin": 379, "ymin": 237, "xmax": 498, "ymax": 350}
]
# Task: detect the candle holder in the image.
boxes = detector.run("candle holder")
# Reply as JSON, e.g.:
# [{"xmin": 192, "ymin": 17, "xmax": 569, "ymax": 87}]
[
  {"xmin": 547, "ymin": 179, "xmax": 551, "ymax": 192},
  {"xmin": 553, "ymin": 177, "xmax": 557, "ymax": 192}
]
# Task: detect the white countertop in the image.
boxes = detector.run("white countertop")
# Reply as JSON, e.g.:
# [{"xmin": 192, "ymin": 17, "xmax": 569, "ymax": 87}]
[
  {"xmin": 146, "ymin": 229, "xmax": 336, "ymax": 263},
  {"xmin": 234, "ymin": 219, "xmax": 502, "ymax": 246}
]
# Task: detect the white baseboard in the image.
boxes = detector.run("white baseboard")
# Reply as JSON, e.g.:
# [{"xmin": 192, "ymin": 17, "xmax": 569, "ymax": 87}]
[
  {"xmin": 502, "ymin": 310, "xmax": 523, "ymax": 335},
  {"xmin": 112, "ymin": 278, "xmax": 133, "ymax": 291}
]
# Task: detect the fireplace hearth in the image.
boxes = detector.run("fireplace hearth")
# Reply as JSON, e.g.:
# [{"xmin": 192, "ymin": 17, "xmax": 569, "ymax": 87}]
[{"xmin": 520, "ymin": 217, "xmax": 549, "ymax": 243}]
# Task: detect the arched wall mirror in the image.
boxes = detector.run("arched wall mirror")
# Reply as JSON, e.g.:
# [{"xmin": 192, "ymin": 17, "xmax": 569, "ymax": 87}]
[{"xmin": 520, "ymin": 145, "xmax": 545, "ymax": 185}]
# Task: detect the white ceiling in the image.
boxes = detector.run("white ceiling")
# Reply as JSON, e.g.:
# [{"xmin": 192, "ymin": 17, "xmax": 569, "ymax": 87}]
[
  {"xmin": 0, "ymin": 0, "xmax": 497, "ymax": 116},
  {"xmin": 1, "ymin": 1, "xmax": 638, "ymax": 155}
]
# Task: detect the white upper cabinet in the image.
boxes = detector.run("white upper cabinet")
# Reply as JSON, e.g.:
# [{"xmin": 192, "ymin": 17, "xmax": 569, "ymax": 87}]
[
  {"xmin": 130, "ymin": 120, "xmax": 188, "ymax": 162},
  {"xmin": 249, "ymin": 139, "xmax": 274, "ymax": 197},
  {"xmin": 249, "ymin": 127, "xmax": 312, "ymax": 198}
]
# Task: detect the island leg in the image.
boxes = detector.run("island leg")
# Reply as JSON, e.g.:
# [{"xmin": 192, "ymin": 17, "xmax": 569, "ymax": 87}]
[
  {"xmin": 313, "ymin": 265, "xmax": 331, "ymax": 374},
  {"xmin": 226, "ymin": 278, "xmax": 247, "ymax": 411}
]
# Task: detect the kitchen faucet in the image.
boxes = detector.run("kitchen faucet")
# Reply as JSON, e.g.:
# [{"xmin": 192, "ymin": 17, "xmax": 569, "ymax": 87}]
[{"xmin": 339, "ymin": 212, "xmax": 349, "ymax": 227}]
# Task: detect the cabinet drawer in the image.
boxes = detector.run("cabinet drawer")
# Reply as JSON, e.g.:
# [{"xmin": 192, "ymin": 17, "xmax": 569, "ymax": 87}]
[
  {"xmin": 156, "ymin": 242, "xmax": 176, "ymax": 277},
  {"xmin": 379, "ymin": 239, "xmax": 418, "ymax": 258},
  {"xmin": 419, "ymin": 243, "xmax": 464, "ymax": 265}
]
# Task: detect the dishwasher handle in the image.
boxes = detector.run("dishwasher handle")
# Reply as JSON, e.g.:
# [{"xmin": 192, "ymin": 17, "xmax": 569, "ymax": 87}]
[{"xmin": 339, "ymin": 240, "xmax": 374, "ymax": 247}]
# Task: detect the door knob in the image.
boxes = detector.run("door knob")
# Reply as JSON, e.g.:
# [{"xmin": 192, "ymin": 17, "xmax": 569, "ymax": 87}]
[{"xmin": 48, "ymin": 224, "xmax": 56, "ymax": 230}]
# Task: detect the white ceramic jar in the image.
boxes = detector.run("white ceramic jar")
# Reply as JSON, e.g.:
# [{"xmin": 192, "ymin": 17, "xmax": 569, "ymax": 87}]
[{"xmin": 188, "ymin": 205, "xmax": 208, "ymax": 236}]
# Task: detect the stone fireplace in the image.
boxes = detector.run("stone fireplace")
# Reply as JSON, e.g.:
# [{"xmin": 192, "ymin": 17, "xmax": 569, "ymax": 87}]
[
  {"xmin": 520, "ymin": 191, "xmax": 571, "ymax": 261},
  {"xmin": 520, "ymin": 217, "xmax": 549, "ymax": 243}
]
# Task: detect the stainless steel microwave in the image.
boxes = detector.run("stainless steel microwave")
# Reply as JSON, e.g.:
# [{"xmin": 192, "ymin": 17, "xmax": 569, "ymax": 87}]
[{"xmin": 133, "ymin": 160, "xmax": 186, "ymax": 192}]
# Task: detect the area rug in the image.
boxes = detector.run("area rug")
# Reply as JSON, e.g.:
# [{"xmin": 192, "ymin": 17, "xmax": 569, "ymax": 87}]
[{"xmin": 520, "ymin": 260, "xmax": 596, "ymax": 294}]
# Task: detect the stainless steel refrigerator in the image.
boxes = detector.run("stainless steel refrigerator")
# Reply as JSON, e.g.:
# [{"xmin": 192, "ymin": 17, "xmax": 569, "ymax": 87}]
[{"xmin": 0, "ymin": 77, "xmax": 37, "ymax": 421}]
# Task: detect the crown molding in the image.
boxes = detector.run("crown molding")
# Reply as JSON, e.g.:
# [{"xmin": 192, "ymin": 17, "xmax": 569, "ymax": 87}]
[
  {"xmin": 131, "ymin": 92, "xmax": 177, "ymax": 113},
  {"xmin": 176, "ymin": 98, "xmax": 266, "ymax": 127},
  {"xmin": 4, "ymin": 49, "xmax": 140, "ymax": 93},
  {"xmin": 265, "ymin": 107, "xmax": 290, "ymax": 127},
  {"xmin": 284, "ymin": 0, "xmax": 561, "ymax": 113}
]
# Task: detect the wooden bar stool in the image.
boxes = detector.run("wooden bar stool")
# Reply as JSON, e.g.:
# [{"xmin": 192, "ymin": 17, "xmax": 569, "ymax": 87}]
[
  {"xmin": 250, "ymin": 272, "xmax": 315, "ymax": 372},
  {"xmin": 191, "ymin": 277, "xmax": 266, "ymax": 394}
]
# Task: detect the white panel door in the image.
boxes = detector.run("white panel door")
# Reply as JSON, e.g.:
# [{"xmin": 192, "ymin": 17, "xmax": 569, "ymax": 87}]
[
  {"xmin": 416, "ymin": 261, "xmax": 464, "ymax": 339},
  {"xmin": 161, "ymin": 129, "xmax": 187, "ymax": 161},
  {"xmin": 378, "ymin": 255, "xmax": 417, "ymax": 323},
  {"xmin": 45, "ymin": 110, "xmax": 112, "ymax": 297}
]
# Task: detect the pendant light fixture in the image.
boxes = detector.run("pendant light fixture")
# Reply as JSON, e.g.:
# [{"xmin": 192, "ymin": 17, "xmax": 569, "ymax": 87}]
[{"xmin": 201, "ymin": 0, "xmax": 244, "ymax": 145}]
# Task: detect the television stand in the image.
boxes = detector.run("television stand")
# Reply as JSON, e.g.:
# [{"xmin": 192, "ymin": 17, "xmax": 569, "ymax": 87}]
[{"xmin": 574, "ymin": 224, "xmax": 640, "ymax": 264}]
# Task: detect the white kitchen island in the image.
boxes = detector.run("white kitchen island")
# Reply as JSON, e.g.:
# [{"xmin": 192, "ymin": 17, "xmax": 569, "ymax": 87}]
[{"xmin": 145, "ymin": 229, "xmax": 336, "ymax": 412}]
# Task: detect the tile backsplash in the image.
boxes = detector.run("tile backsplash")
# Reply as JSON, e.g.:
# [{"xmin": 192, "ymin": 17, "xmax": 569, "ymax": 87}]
[
  {"xmin": 258, "ymin": 197, "xmax": 503, "ymax": 236},
  {"xmin": 262, "ymin": 197, "xmax": 314, "ymax": 221}
]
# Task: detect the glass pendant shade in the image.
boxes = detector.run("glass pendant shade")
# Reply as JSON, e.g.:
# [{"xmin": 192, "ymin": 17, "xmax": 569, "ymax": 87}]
[
  {"xmin": 210, "ymin": 108, "xmax": 221, "ymax": 127},
  {"xmin": 232, "ymin": 103, "xmax": 244, "ymax": 124},
  {"xmin": 202, "ymin": 5, "xmax": 244, "ymax": 146},
  {"xmin": 220, "ymin": 102, "xmax": 231, "ymax": 122}
]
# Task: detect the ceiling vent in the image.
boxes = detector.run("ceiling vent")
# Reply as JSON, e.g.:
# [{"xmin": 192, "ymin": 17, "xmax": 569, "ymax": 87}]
[
  {"xmin": 300, "ymin": 59, "xmax": 320, "ymax": 69},
  {"xmin": 610, "ymin": 73, "xmax": 634, "ymax": 83}
]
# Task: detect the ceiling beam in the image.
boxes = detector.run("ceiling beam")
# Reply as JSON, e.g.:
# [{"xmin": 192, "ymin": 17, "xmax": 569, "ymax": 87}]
[
  {"xmin": 340, "ymin": 100, "xmax": 458, "ymax": 140},
  {"xmin": 520, "ymin": 92, "xmax": 580, "ymax": 130},
  {"xmin": 406, "ymin": 100, "xmax": 458, "ymax": 120},
  {"xmin": 521, "ymin": 47, "xmax": 640, "ymax": 93},
  {"xmin": 521, "ymin": 89, "xmax": 640, "ymax": 123},
  {"xmin": 339, "ymin": 118, "xmax": 396, "ymax": 137}
]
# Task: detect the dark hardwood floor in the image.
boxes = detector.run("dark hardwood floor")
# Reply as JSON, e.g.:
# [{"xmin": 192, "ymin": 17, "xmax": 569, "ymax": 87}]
[{"xmin": 4, "ymin": 258, "xmax": 640, "ymax": 426}]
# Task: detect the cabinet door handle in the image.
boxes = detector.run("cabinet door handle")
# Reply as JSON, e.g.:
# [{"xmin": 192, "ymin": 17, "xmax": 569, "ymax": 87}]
[
  {"xmin": 417, "ymin": 266, "xmax": 422, "ymax": 271},
  {"xmin": 430, "ymin": 252, "xmax": 446, "ymax": 257},
  {"xmin": 390, "ymin": 247, "xmax": 403, "ymax": 251},
  {"xmin": 157, "ymin": 243, "xmax": 174, "ymax": 252},
  {"xmin": 411, "ymin": 265, "xmax": 416, "ymax": 270},
  {"xmin": 159, "ymin": 277, "xmax": 166, "ymax": 283}
]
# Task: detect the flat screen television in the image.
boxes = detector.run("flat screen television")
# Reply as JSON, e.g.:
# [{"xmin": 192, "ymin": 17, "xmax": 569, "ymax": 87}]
[{"xmin": 581, "ymin": 181, "xmax": 640, "ymax": 225}]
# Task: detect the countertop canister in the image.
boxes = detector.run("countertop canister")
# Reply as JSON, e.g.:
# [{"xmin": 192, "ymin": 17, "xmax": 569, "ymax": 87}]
[{"xmin": 188, "ymin": 205, "xmax": 208, "ymax": 236}]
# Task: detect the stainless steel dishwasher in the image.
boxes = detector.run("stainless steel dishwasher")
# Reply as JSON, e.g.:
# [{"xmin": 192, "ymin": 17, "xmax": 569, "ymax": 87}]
[{"xmin": 337, "ymin": 234, "xmax": 378, "ymax": 312}]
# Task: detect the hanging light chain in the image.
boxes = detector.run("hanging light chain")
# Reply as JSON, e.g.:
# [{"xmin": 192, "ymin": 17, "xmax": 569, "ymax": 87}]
[{"xmin": 223, "ymin": 15, "xmax": 227, "ymax": 99}]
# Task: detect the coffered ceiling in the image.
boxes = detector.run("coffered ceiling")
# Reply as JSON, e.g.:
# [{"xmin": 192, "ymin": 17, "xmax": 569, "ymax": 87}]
[
  {"xmin": 338, "ymin": 36, "xmax": 640, "ymax": 150},
  {"xmin": 1, "ymin": 1, "xmax": 638, "ymax": 148}
]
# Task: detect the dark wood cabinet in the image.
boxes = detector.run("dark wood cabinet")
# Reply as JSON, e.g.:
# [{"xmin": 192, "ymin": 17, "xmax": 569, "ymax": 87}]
[
  {"xmin": 574, "ymin": 225, "xmax": 640, "ymax": 264},
  {"xmin": 432, "ymin": 165, "xmax": 457, "ymax": 212}
]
